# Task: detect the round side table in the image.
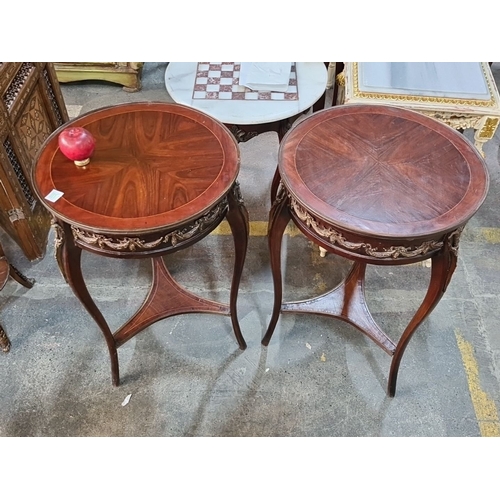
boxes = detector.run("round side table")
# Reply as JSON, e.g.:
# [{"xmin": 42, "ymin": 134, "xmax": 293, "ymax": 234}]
[
  {"xmin": 263, "ymin": 104, "xmax": 489, "ymax": 396},
  {"xmin": 33, "ymin": 102, "xmax": 249, "ymax": 386}
]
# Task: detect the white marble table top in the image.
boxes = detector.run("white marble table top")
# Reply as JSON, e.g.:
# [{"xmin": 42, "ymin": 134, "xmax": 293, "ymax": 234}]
[
  {"xmin": 341, "ymin": 62, "xmax": 500, "ymax": 157},
  {"xmin": 345, "ymin": 62, "xmax": 500, "ymax": 114},
  {"xmin": 165, "ymin": 62, "xmax": 327, "ymax": 125},
  {"xmin": 358, "ymin": 62, "xmax": 490, "ymax": 99}
]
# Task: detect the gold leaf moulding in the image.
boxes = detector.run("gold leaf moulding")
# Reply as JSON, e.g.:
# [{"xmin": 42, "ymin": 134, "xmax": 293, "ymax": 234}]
[{"xmin": 289, "ymin": 197, "xmax": 445, "ymax": 260}]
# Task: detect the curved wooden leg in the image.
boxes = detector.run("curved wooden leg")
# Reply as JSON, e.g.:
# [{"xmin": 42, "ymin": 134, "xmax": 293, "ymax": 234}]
[
  {"xmin": 332, "ymin": 62, "xmax": 345, "ymax": 107},
  {"xmin": 0, "ymin": 243, "xmax": 33, "ymax": 353},
  {"xmin": 270, "ymin": 166, "xmax": 281, "ymax": 204},
  {"xmin": 225, "ymin": 182, "xmax": 249, "ymax": 350},
  {"xmin": 52, "ymin": 219, "xmax": 69, "ymax": 284},
  {"xmin": 8, "ymin": 265, "xmax": 34, "ymax": 289},
  {"xmin": 0, "ymin": 325, "xmax": 10, "ymax": 352},
  {"xmin": 388, "ymin": 237, "xmax": 458, "ymax": 397},
  {"xmin": 112, "ymin": 185, "xmax": 248, "ymax": 351},
  {"xmin": 58, "ymin": 222, "xmax": 120, "ymax": 386},
  {"xmin": 277, "ymin": 120, "xmax": 291, "ymax": 142},
  {"xmin": 227, "ymin": 124, "xmax": 260, "ymax": 143},
  {"xmin": 262, "ymin": 186, "xmax": 291, "ymax": 346}
]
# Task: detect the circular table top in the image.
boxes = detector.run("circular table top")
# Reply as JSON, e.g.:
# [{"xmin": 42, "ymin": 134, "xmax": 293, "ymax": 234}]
[
  {"xmin": 279, "ymin": 104, "xmax": 489, "ymax": 239},
  {"xmin": 165, "ymin": 62, "xmax": 327, "ymax": 125},
  {"xmin": 33, "ymin": 102, "xmax": 240, "ymax": 234}
]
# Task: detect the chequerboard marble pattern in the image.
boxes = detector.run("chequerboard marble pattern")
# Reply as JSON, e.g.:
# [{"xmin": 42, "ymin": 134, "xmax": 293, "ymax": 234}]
[{"xmin": 193, "ymin": 62, "xmax": 299, "ymax": 101}]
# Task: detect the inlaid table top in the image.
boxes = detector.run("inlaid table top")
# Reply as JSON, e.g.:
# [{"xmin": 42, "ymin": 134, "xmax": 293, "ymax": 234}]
[
  {"xmin": 33, "ymin": 102, "xmax": 240, "ymax": 234},
  {"xmin": 280, "ymin": 103, "xmax": 489, "ymax": 244}
]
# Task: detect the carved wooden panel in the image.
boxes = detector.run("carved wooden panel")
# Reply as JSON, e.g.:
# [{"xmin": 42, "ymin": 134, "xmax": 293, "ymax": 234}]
[
  {"xmin": 0, "ymin": 62, "xmax": 68, "ymax": 260},
  {"xmin": 16, "ymin": 86, "xmax": 53, "ymax": 162}
]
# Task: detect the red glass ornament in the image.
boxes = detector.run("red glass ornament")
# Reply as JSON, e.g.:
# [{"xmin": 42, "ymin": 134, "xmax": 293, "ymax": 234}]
[{"xmin": 58, "ymin": 127, "xmax": 96, "ymax": 168}]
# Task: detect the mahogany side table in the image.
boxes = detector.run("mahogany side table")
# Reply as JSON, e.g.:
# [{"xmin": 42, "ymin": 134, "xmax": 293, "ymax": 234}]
[
  {"xmin": 32, "ymin": 102, "xmax": 249, "ymax": 386},
  {"xmin": 263, "ymin": 104, "xmax": 489, "ymax": 396}
]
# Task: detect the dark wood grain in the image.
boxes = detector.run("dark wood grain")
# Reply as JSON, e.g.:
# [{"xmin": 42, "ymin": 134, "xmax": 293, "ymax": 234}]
[
  {"xmin": 280, "ymin": 104, "xmax": 488, "ymax": 238},
  {"xmin": 264, "ymin": 104, "xmax": 489, "ymax": 396}
]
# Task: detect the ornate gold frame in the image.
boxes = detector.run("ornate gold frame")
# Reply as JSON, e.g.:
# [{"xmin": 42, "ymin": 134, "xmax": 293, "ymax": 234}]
[{"xmin": 350, "ymin": 62, "xmax": 498, "ymax": 109}]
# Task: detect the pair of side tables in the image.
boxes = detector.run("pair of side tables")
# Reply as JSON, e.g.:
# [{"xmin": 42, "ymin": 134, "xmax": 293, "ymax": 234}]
[{"xmin": 31, "ymin": 102, "xmax": 489, "ymax": 396}]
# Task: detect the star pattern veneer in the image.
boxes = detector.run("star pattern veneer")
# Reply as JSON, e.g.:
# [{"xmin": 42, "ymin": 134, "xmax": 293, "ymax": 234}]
[
  {"xmin": 33, "ymin": 102, "xmax": 249, "ymax": 386},
  {"xmin": 263, "ymin": 104, "xmax": 489, "ymax": 396}
]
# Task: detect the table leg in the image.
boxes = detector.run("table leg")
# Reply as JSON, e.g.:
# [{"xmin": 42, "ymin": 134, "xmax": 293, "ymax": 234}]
[
  {"xmin": 277, "ymin": 119, "xmax": 292, "ymax": 142},
  {"xmin": 226, "ymin": 183, "xmax": 249, "ymax": 350},
  {"xmin": 0, "ymin": 244, "xmax": 34, "ymax": 353},
  {"xmin": 55, "ymin": 221, "xmax": 120, "ymax": 386},
  {"xmin": 474, "ymin": 116, "xmax": 499, "ymax": 157},
  {"xmin": 262, "ymin": 187, "xmax": 292, "ymax": 346},
  {"xmin": 312, "ymin": 90, "xmax": 326, "ymax": 112},
  {"xmin": 227, "ymin": 119, "xmax": 295, "ymax": 145},
  {"xmin": 388, "ymin": 231, "xmax": 459, "ymax": 396},
  {"xmin": 227, "ymin": 125, "xmax": 260, "ymax": 143},
  {"xmin": 113, "ymin": 256, "xmax": 232, "ymax": 347},
  {"xmin": 0, "ymin": 325, "xmax": 10, "ymax": 352},
  {"xmin": 270, "ymin": 167, "xmax": 281, "ymax": 204},
  {"xmin": 0, "ymin": 266, "xmax": 34, "ymax": 353},
  {"xmin": 111, "ymin": 186, "xmax": 248, "ymax": 351},
  {"xmin": 326, "ymin": 63, "xmax": 336, "ymax": 89},
  {"xmin": 263, "ymin": 200, "xmax": 461, "ymax": 395},
  {"xmin": 326, "ymin": 62, "xmax": 344, "ymax": 106},
  {"xmin": 280, "ymin": 261, "xmax": 397, "ymax": 355},
  {"xmin": 8, "ymin": 265, "xmax": 35, "ymax": 289},
  {"xmin": 54, "ymin": 193, "xmax": 249, "ymax": 386}
]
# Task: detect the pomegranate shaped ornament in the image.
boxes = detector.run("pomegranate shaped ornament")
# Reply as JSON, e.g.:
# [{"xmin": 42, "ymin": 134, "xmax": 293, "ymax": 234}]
[{"xmin": 58, "ymin": 127, "xmax": 96, "ymax": 168}]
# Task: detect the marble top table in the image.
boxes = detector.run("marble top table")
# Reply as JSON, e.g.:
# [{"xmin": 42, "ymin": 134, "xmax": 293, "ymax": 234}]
[
  {"xmin": 340, "ymin": 62, "xmax": 500, "ymax": 156},
  {"xmin": 165, "ymin": 62, "xmax": 327, "ymax": 141}
]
